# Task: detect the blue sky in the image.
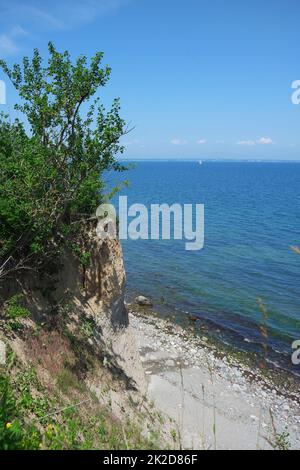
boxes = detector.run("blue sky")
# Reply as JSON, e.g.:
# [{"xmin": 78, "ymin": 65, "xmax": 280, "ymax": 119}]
[{"xmin": 0, "ymin": 0, "xmax": 300, "ymax": 160}]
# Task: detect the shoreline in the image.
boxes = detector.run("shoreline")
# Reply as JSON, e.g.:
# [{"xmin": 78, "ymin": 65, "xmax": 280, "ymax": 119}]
[
  {"xmin": 128, "ymin": 301, "xmax": 300, "ymax": 450},
  {"xmin": 125, "ymin": 289, "xmax": 300, "ymax": 383}
]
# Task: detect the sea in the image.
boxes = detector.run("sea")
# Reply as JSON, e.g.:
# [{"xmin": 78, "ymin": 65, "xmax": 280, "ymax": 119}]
[{"xmin": 111, "ymin": 161, "xmax": 300, "ymax": 374}]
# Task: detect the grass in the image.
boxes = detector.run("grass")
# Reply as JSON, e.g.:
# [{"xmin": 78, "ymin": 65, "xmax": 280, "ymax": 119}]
[
  {"xmin": 56, "ymin": 367, "xmax": 86, "ymax": 395},
  {"xmin": 5, "ymin": 295, "xmax": 30, "ymax": 320},
  {"xmin": 0, "ymin": 345, "xmax": 164, "ymax": 451},
  {"xmin": 0, "ymin": 367, "xmax": 163, "ymax": 450},
  {"xmin": 80, "ymin": 319, "xmax": 94, "ymax": 338},
  {"xmin": 273, "ymin": 428, "xmax": 291, "ymax": 451},
  {"xmin": 0, "ymin": 295, "xmax": 31, "ymax": 332},
  {"xmin": 268, "ymin": 409, "xmax": 291, "ymax": 451},
  {"xmin": 0, "ymin": 287, "xmax": 167, "ymax": 451}
]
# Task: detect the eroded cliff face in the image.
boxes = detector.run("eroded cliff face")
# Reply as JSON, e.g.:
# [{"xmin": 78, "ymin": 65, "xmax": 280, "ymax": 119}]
[
  {"xmin": 0, "ymin": 232, "xmax": 146, "ymax": 394},
  {"xmin": 0, "ymin": 231, "xmax": 168, "ymax": 450},
  {"xmin": 73, "ymin": 235, "xmax": 146, "ymax": 393}
]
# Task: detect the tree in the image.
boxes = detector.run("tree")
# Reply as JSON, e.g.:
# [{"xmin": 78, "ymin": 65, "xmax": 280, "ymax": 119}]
[{"xmin": 0, "ymin": 42, "xmax": 128, "ymax": 281}]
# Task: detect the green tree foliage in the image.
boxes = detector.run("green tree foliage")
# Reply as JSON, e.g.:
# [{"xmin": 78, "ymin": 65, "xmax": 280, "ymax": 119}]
[{"xmin": 0, "ymin": 43, "xmax": 128, "ymax": 280}]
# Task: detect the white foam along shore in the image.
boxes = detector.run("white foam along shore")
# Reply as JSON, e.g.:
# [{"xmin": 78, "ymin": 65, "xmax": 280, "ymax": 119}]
[{"xmin": 128, "ymin": 305, "xmax": 300, "ymax": 450}]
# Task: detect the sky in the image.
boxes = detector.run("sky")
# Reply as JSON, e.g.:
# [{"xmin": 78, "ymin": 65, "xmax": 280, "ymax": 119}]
[{"xmin": 0, "ymin": 0, "xmax": 300, "ymax": 160}]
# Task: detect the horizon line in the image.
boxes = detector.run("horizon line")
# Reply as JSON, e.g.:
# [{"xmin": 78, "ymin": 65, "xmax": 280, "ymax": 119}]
[{"xmin": 118, "ymin": 158, "xmax": 300, "ymax": 163}]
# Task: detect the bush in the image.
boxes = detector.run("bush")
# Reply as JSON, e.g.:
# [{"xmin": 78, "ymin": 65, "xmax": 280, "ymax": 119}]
[{"xmin": 0, "ymin": 43, "xmax": 127, "ymax": 281}]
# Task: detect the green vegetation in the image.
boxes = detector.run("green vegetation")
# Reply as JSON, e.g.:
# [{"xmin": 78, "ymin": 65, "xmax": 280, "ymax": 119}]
[
  {"xmin": 56, "ymin": 367, "xmax": 86, "ymax": 395},
  {"xmin": 273, "ymin": 428, "xmax": 291, "ymax": 451},
  {"xmin": 0, "ymin": 43, "xmax": 127, "ymax": 282},
  {"xmin": 0, "ymin": 374, "xmax": 41, "ymax": 450},
  {"xmin": 4, "ymin": 295, "xmax": 30, "ymax": 320},
  {"xmin": 0, "ymin": 44, "xmax": 165, "ymax": 452},
  {"xmin": 0, "ymin": 295, "xmax": 30, "ymax": 331},
  {"xmin": 0, "ymin": 360, "xmax": 162, "ymax": 450}
]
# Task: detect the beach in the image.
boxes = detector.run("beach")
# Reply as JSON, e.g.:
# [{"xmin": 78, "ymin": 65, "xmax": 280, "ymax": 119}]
[{"xmin": 129, "ymin": 304, "xmax": 300, "ymax": 450}]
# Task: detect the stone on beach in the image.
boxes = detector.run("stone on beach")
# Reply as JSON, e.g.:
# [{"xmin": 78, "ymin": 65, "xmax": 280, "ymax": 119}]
[{"xmin": 135, "ymin": 295, "xmax": 153, "ymax": 307}]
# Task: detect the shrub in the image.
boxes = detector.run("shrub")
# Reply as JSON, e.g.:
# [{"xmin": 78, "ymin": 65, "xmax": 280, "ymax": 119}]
[{"xmin": 0, "ymin": 43, "xmax": 128, "ymax": 281}]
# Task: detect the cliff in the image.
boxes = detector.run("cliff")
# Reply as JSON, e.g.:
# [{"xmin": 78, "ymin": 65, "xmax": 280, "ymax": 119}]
[{"xmin": 0, "ymin": 233, "xmax": 162, "ymax": 450}]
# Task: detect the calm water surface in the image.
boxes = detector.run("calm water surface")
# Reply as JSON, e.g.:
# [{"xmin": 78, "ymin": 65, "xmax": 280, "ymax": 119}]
[{"xmin": 113, "ymin": 162, "xmax": 300, "ymax": 372}]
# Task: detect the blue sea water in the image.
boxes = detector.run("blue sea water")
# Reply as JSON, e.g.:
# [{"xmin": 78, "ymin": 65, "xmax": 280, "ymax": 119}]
[{"xmin": 114, "ymin": 161, "xmax": 300, "ymax": 372}]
